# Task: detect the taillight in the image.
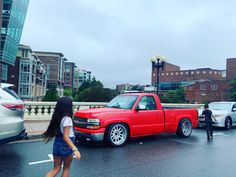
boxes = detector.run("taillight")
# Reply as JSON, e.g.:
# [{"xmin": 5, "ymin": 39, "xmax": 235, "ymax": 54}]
[{"xmin": 2, "ymin": 104, "xmax": 25, "ymax": 110}]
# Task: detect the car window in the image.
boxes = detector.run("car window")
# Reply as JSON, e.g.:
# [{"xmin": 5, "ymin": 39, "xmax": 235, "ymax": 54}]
[
  {"xmin": 232, "ymin": 104, "xmax": 236, "ymax": 111},
  {"xmin": 138, "ymin": 96, "xmax": 157, "ymax": 110},
  {"xmin": 106, "ymin": 95, "xmax": 138, "ymax": 109},
  {"xmin": 3, "ymin": 87, "xmax": 21, "ymax": 100}
]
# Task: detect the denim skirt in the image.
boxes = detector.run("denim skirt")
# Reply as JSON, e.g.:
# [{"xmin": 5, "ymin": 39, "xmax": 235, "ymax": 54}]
[{"xmin": 53, "ymin": 137, "xmax": 75, "ymax": 157}]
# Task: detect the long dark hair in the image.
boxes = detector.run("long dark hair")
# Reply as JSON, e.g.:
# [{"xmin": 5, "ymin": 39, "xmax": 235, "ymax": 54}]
[{"xmin": 43, "ymin": 97, "xmax": 73, "ymax": 143}]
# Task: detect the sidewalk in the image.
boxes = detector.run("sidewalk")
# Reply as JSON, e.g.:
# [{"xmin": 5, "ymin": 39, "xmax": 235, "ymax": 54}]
[{"xmin": 24, "ymin": 120, "xmax": 50, "ymax": 140}]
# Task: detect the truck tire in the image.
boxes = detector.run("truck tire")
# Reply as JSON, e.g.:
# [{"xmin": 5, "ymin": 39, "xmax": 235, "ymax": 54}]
[
  {"xmin": 225, "ymin": 117, "xmax": 232, "ymax": 130},
  {"xmin": 106, "ymin": 123, "xmax": 128, "ymax": 147},
  {"xmin": 176, "ymin": 118, "xmax": 192, "ymax": 138}
]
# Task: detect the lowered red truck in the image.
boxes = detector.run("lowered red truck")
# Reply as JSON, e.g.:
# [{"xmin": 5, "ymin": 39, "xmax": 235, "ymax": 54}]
[{"xmin": 74, "ymin": 93, "xmax": 198, "ymax": 147}]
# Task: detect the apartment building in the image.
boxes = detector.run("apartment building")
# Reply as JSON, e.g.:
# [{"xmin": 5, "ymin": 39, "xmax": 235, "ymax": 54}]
[
  {"xmin": 64, "ymin": 62, "xmax": 75, "ymax": 90},
  {"xmin": 35, "ymin": 51, "xmax": 66, "ymax": 97},
  {"xmin": 8, "ymin": 44, "xmax": 47, "ymax": 100},
  {"xmin": 73, "ymin": 68, "xmax": 91, "ymax": 92}
]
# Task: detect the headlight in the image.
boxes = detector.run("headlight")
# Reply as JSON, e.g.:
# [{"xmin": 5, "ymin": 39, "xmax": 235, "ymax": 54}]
[
  {"xmin": 214, "ymin": 113, "xmax": 225, "ymax": 117},
  {"xmin": 86, "ymin": 118, "xmax": 100, "ymax": 129},
  {"xmin": 87, "ymin": 118, "xmax": 100, "ymax": 123}
]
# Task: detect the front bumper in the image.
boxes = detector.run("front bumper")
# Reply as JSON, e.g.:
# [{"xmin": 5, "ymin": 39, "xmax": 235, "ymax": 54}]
[
  {"xmin": 198, "ymin": 119, "xmax": 225, "ymax": 128},
  {"xmin": 75, "ymin": 130, "xmax": 104, "ymax": 142}
]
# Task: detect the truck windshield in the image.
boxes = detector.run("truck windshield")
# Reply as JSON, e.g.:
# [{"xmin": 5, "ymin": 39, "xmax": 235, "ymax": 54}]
[{"xmin": 106, "ymin": 95, "xmax": 138, "ymax": 109}]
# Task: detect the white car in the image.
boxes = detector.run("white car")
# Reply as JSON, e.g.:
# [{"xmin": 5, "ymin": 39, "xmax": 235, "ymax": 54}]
[
  {"xmin": 0, "ymin": 83, "xmax": 26, "ymax": 144},
  {"xmin": 198, "ymin": 102, "xmax": 236, "ymax": 130}
]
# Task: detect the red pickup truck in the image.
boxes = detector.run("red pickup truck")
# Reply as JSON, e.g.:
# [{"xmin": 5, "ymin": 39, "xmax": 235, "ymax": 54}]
[{"xmin": 74, "ymin": 93, "xmax": 198, "ymax": 147}]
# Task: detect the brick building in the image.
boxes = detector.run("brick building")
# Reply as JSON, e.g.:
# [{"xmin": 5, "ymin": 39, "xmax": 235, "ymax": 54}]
[
  {"xmin": 35, "ymin": 51, "xmax": 66, "ymax": 97},
  {"xmin": 64, "ymin": 62, "xmax": 75, "ymax": 90},
  {"xmin": 226, "ymin": 58, "xmax": 236, "ymax": 80},
  {"xmin": 151, "ymin": 59, "xmax": 236, "ymax": 102},
  {"xmin": 185, "ymin": 80, "xmax": 229, "ymax": 103},
  {"xmin": 152, "ymin": 62, "xmax": 224, "ymax": 84}
]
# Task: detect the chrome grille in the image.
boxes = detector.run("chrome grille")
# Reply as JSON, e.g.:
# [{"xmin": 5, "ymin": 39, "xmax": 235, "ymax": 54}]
[{"xmin": 74, "ymin": 117, "xmax": 87, "ymax": 128}]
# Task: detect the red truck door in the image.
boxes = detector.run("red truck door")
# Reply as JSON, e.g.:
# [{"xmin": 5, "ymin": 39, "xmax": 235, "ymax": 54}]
[{"xmin": 131, "ymin": 96, "xmax": 165, "ymax": 136}]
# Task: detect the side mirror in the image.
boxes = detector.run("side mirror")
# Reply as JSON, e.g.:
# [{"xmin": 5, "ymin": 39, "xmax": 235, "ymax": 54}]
[{"xmin": 136, "ymin": 104, "xmax": 146, "ymax": 111}]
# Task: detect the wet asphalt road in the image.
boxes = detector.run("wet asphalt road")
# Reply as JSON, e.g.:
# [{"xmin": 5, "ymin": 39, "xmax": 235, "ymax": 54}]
[{"xmin": 1, "ymin": 128, "xmax": 236, "ymax": 177}]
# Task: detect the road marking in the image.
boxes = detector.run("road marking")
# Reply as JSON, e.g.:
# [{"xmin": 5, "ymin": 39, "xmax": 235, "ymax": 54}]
[
  {"xmin": 28, "ymin": 154, "xmax": 76, "ymax": 166},
  {"xmin": 28, "ymin": 154, "xmax": 53, "ymax": 165}
]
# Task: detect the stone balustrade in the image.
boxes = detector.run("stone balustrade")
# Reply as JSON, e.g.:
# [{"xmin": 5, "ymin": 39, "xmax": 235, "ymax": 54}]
[{"xmin": 24, "ymin": 101, "xmax": 203, "ymax": 120}]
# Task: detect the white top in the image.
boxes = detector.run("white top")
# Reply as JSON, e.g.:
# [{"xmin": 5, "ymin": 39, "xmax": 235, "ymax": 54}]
[{"xmin": 60, "ymin": 116, "xmax": 75, "ymax": 138}]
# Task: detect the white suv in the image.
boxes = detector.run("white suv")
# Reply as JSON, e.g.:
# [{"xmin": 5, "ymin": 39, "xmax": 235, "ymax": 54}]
[{"xmin": 0, "ymin": 83, "xmax": 26, "ymax": 144}]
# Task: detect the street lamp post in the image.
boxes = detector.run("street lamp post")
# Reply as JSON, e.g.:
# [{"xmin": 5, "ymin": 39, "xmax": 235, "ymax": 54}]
[{"xmin": 151, "ymin": 55, "xmax": 166, "ymax": 95}]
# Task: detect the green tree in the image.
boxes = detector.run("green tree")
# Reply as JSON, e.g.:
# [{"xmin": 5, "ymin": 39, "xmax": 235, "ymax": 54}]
[
  {"xmin": 229, "ymin": 78, "xmax": 236, "ymax": 101},
  {"xmin": 43, "ymin": 87, "xmax": 59, "ymax": 101},
  {"xmin": 74, "ymin": 77, "xmax": 117, "ymax": 102},
  {"xmin": 159, "ymin": 87, "xmax": 185, "ymax": 103},
  {"xmin": 64, "ymin": 88, "xmax": 72, "ymax": 97}
]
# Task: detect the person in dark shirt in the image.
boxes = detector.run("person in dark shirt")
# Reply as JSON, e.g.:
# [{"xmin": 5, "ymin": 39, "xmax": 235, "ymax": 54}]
[{"xmin": 202, "ymin": 104, "xmax": 216, "ymax": 140}]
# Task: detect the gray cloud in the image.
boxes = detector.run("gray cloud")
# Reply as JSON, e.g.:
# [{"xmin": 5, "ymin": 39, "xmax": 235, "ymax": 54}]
[{"xmin": 21, "ymin": 0, "xmax": 236, "ymax": 88}]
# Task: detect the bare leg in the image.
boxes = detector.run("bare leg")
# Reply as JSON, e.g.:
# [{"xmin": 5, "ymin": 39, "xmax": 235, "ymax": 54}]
[
  {"xmin": 61, "ymin": 155, "xmax": 73, "ymax": 177},
  {"xmin": 45, "ymin": 156, "xmax": 62, "ymax": 177}
]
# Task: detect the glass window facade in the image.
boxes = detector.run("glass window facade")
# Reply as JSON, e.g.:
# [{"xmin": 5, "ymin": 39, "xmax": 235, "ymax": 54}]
[
  {"xmin": 0, "ymin": 0, "xmax": 29, "ymax": 81},
  {"xmin": 0, "ymin": 63, "xmax": 8, "ymax": 82}
]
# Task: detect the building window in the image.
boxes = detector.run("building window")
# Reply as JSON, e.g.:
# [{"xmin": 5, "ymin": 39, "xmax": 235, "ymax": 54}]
[
  {"xmin": 209, "ymin": 71, "xmax": 212, "ymax": 74},
  {"xmin": 211, "ymin": 84, "xmax": 217, "ymax": 90},
  {"xmin": 180, "ymin": 72, "xmax": 183, "ymax": 75},
  {"xmin": 171, "ymin": 72, "xmax": 173, "ymax": 75},
  {"xmin": 22, "ymin": 50, "xmax": 28, "ymax": 58},
  {"xmin": 166, "ymin": 73, "xmax": 169, "ymax": 75},
  {"xmin": 196, "ymin": 71, "xmax": 200, "ymax": 74},
  {"xmin": 175, "ymin": 72, "xmax": 178, "ymax": 75},
  {"xmin": 200, "ymin": 84, "xmax": 206, "ymax": 90},
  {"xmin": 185, "ymin": 72, "xmax": 188, "ymax": 74},
  {"xmin": 19, "ymin": 85, "xmax": 29, "ymax": 95},
  {"xmin": 20, "ymin": 74, "xmax": 30, "ymax": 83},
  {"xmin": 203, "ymin": 71, "xmax": 206, "ymax": 74},
  {"xmin": 191, "ymin": 71, "xmax": 194, "ymax": 74},
  {"xmin": 20, "ymin": 63, "xmax": 30, "ymax": 72},
  {"xmin": 161, "ymin": 73, "xmax": 164, "ymax": 76}
]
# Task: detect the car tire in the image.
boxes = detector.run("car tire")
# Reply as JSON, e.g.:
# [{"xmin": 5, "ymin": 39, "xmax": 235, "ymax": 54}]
[
  {"xmin": 106, "ymin": 123, "xmax": 128, "ymax": 147},
  {"xmin": 225, "ymin": 117, "xmax": 232, "ymax": 130},
  {"xmin": 176, "ymin": 118, "xmax": 192, "ymax": 138}
]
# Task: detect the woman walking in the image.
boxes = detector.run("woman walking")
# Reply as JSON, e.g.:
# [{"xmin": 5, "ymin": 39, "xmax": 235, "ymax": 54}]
[{"xmin": 43, "ymin": 97, "xmax": 81, "ymax": 177}]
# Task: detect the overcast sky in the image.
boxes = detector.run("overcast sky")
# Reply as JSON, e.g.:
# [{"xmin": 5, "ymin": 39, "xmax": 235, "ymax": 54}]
[{"xmin": 20, "ymin": 0, "xmax": 236, "ymax": 88}]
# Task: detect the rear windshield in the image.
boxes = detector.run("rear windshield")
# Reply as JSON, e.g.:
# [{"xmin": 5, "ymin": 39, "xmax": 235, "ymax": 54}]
[{"xmin": 3, "ymin": 87, "xmax": 21, "ymax": 100}]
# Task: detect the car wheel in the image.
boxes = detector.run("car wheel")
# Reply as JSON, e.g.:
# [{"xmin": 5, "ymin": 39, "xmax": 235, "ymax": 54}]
[
  {"xmin": 176, "ymin": 118, "xmax": 192, "ymax": 138},
  {"xmin": 106, "ymin": 123, "xmax": 128, "ymax": 147},
  {"xmin": 225, "ymin": 117, "xmax": 232, "ymax": 130}
]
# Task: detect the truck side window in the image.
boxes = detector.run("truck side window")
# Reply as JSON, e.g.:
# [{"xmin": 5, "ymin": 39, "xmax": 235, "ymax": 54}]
[{"xmin": 138, "ymin": 96, "xmax": 157, "ymax": 110}]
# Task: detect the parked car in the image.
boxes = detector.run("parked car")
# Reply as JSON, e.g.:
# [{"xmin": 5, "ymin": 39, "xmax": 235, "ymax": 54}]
[
  {"xmin": 74, "ymin": 93, "xmax": 198, "ymax": 147},
  {"xmin": 198, "ymin": 102, "xmax": 236, "ymax": 130},
  {"xmin": 0, "ymin": 83, "xmax": 26, "ymax": 145}
]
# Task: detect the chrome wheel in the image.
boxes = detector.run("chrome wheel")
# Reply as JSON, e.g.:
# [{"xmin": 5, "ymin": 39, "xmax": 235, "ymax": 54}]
[
  {"xmin": 108, "ymin": 123, "xmax": 128, "ymax": 146},
  {"xmin": 182, "ymin": 119, "xmax": 192, "ymax": 136},
  {"xmin": 176, "ymin": 118, "xmax": 192, "ymax": 138}
]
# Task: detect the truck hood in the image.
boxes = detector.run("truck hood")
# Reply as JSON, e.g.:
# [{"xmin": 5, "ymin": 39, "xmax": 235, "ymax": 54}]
[{"xmin": 74, "ymin": 107, "xmax": 130, "ymax": 118}]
